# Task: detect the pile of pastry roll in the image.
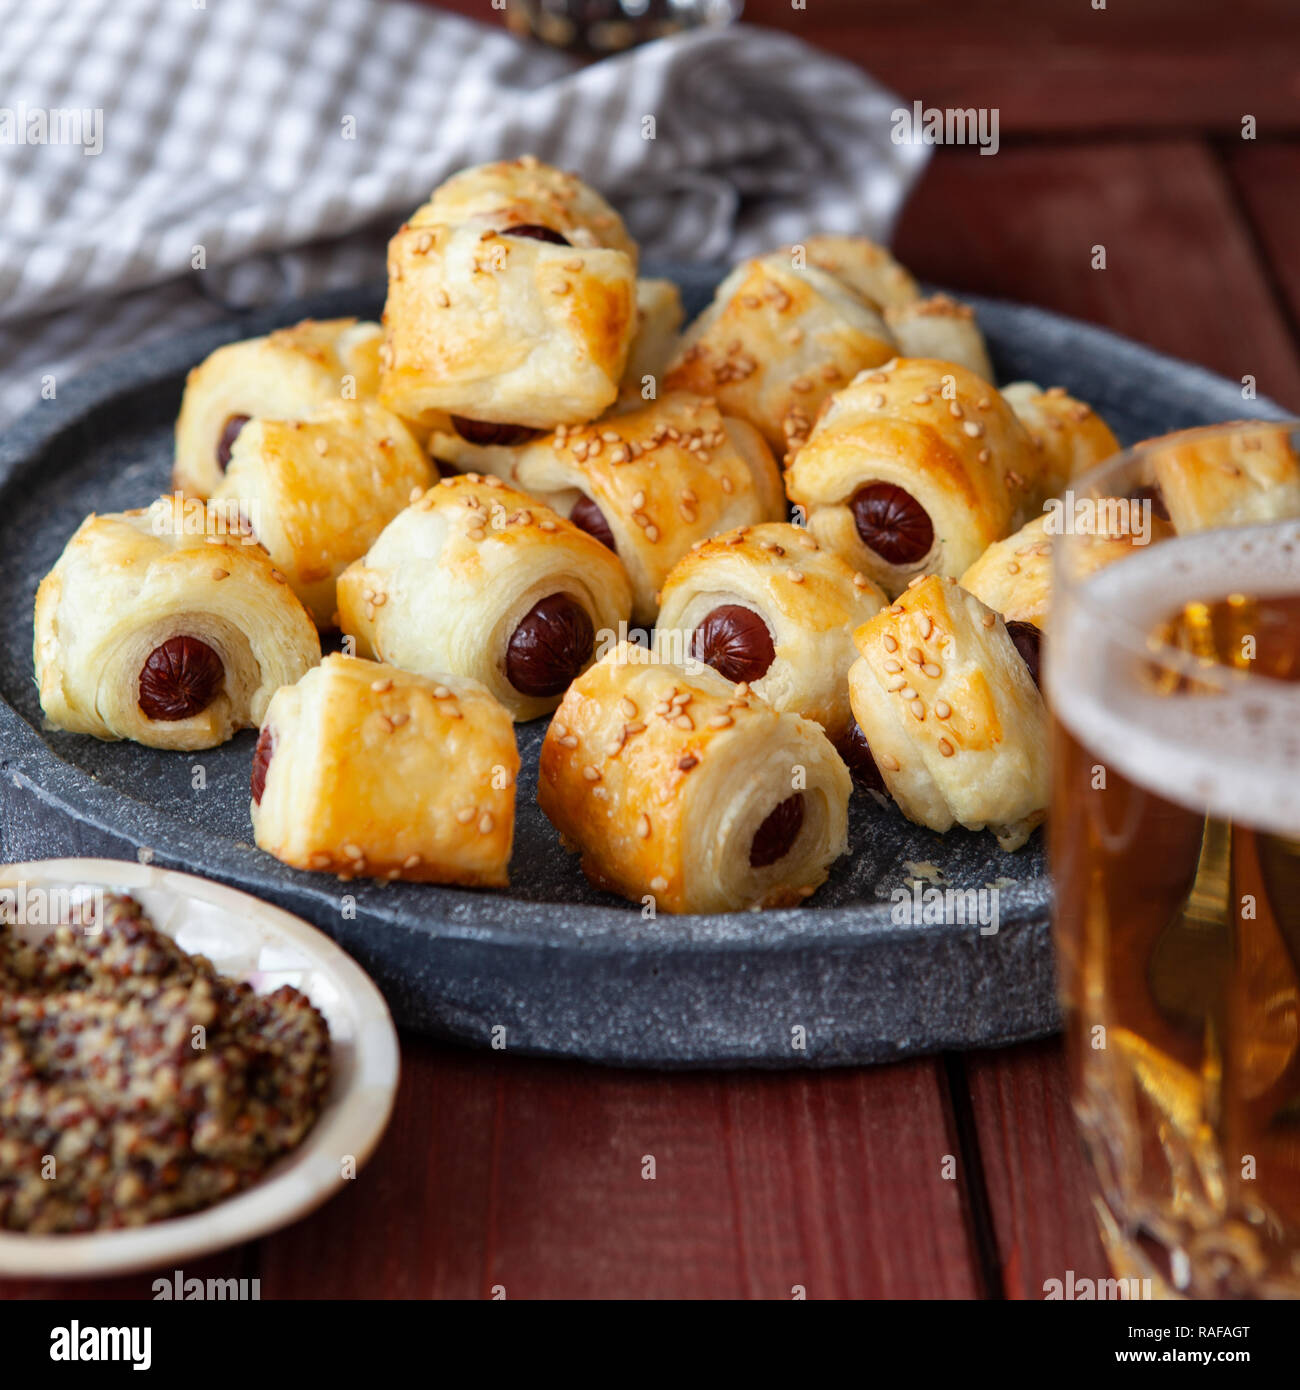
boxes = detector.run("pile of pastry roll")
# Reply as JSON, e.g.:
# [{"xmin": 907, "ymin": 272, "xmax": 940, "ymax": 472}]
[{"xmin": 34, "ymin": 156, "xmax": 1178, "ymax": 914}]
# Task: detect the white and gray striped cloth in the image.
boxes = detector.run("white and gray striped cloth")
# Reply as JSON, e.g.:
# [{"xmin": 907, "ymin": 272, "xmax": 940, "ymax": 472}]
[{"xmin": 0, "ymin": 0, "xmax": 926, "ymax": 427}]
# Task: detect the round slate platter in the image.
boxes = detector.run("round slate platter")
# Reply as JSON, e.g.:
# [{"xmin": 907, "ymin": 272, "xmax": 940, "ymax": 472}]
[{"xmin": 0, "ymin": 264, "xmax": 1281, "ymax": 1068}]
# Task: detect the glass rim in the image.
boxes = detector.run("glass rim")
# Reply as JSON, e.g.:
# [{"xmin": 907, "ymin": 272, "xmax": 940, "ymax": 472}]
[{"xmin": 1048, "ymin": 416, "xmax": 1300, "ymax": 687}]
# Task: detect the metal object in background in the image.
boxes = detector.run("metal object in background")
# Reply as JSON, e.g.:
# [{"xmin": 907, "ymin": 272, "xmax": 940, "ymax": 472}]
[{"xmin": 506, "ymin": 0, "xmax": 743, "ymax": 54}]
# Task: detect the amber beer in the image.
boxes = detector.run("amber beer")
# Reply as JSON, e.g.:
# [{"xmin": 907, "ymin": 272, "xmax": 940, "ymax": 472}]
[{"xmin": 1050, "ymin": 509, "xmax": 1300, "ymax": 1298}]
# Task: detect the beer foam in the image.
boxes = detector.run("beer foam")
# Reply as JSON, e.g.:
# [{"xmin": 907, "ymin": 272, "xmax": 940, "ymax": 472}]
[{"xmin": 1048, "ymin": 519, "xmax": 1300, "ymax": 833}]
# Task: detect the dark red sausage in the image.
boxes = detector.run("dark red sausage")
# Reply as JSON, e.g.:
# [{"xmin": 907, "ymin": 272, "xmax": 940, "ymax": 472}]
[
  {"xmin": 690, "ymin": 604, "xmax": 776, "ymax": 685},
  {"xmin": 505, "ymin": 595, "xmax": 595, "ymax": 697},
  {"xmin": 569, "ymin": 495, "xmax": 617, "ymax": 552},
  {"xmin": 138, "ymin": 636, "xmax": 224, "ymax": 721},
  {"xmin": 850, "ymin": 483, "xmax": 935, "ymax": 565},
  {"xmin": 749, "ymin": 794, "xmax": 805, "ymax": 868}
]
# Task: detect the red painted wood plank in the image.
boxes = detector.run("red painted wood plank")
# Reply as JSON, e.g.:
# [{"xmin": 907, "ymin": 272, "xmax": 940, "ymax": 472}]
[
  {"xmin": 428, "ymin": 0, "xmax": 1300, "ymax": 135},
  {"xmin": 1226, "ymin": 142, "xmax": 1300, "ymax": 337},
  {"xmin": 963, "ymin": 1040, "xmax": 1108, "ymax": 1298},
  {"xmin": 893, "ymin": 141, "xmax": 1300, "ymax": 410},
  {"xmin": 253, "ymin": 1041, "xmax": 979, "ymax": 1299}
]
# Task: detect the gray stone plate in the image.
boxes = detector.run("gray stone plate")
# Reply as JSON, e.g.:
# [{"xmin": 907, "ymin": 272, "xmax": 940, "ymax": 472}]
[{"xmin": 0, "ymin": 265, "xmax": 1278, "ymax": 1067}]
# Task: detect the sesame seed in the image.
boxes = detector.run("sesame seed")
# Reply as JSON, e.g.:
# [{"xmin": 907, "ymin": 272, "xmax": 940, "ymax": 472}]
[
  {"xmin": 906, "ymin": 576, "xmax": 926, "ymax": 590},
  {"xmin": 912, "ymin": 393, "xmax": 931, "ymax": 406},
  {"xmin": 582, "ymin": 765, "xmax": 601, "ymax": 782},
  {"xmin": 645, "ymin": 525, "xmax": 660, "ymax": 542},
  {"xmin": 910, "ymin": 699, "xmax": 925, "ymax": 719},
  {"xmin": 371, "ymin": 679, "xmax": 393, "ymax": 693},
  {"xmin": 883, "ymin": 634, "xmax": 899, "ymax": 652},
  {"xmin": 935, "ymin": 700, "xmax": 952, "ymax": 719},
  {"xmin": 880, "ymin": 752, "xmax": 901, "ymax": 772},
  {"xmin": 619, "ymin": 697, "xmax": 637, "ymax": 718},
  {"xmin": 638, "ymin": 814, "xmax": 652, "ymax": 839},
  {"xmin": 343, "ymin": 843, "xmax": 364, "ymax": 860},
  {"xmin": 948, "ymin": 401, "xmax": 964, "ymax": 418},
  {"xmin": 978, "ymin": 448, "xmax": 991, "ymax": 464},
  {"xmin": 404, "ymin": 854, "xmax": 422, "ymax": 869},
  {"xmin": 478, "ymin": 813, "xmax": 495, "ymax": 834},
  {"xmin": 901, "ymin": 686, "xmax": 918, "ymax": 701},
  {"xmin": 963, "ymin": 421, "xmax": 984, "ymax": 438},
  {"xmin": 560, "ymin": 734, "xmax": 579, "ymax": 748},
  {"xmin": 211, "ymin": 567, "xmax": 229, "ymax": 581},
  {"xmin": 919, "ymin": 617, "xmax": 933, "ymax": 639},
  {"xmin": 886, "ymin": 675, "xmax": 907, "ymax": 692},
  {"xmin": 907, "ymin": 646, "xmax": 924, "ymax": 665},
  {"xmin": 923, "ymin": 662, "xmax": 942, "ymax": 679},
  {"xmin": 938, "ymin": 738, "xmax": 955, "ymax": 757},
  {"xmin": 982, "ymin": 612, "xmax": 996, "ymax": 628},
  {"xmin": 678, "ymin": 755, "xmax": 699, "ymax": 771},
  {"xmin": 707, "ymin": 714, "xmax": 733, "ymax": 729},
  {"xmin": 884, "ymin": 659, "xmax": 902, "ymax": 673},
  {"xmin": 787, "ymin": 569, "xmax": 804, "ymax": 583}
]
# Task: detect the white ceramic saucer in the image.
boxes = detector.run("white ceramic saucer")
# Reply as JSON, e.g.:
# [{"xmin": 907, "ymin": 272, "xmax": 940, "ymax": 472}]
[{"xmin": 0, "ymin": 858, "xmax": 399, "ymax": 1279}]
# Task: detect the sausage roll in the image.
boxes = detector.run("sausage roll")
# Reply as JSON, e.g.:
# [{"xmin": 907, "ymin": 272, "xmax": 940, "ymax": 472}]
[
  {"xmin": 786, "ymin": 234, "xmax": 921, "ymax": 313},
  {"xmin": 617, "ymin": 277, "xmax": 685, "ymax": 408},
  {"xmin": 783, "ymin": 357, "xmax": 1041, "ymax": 598},
  {"xmin": 1145, "ymin": 422, "xmax": 1300, "ymax": 533},
  {"xmin": 654, "ymin": 522, "xmax": 886, "ymax": 747},
  {"xmin": 1001, "ymin": 382, "xmax": 1121, "ymax": 495},
  {"xmin": 409, "ymin": 156, "xmax": 638, "ymax": 261},
  {"xmin": 884, "ymin": 295, "xmax": 995, "ymax": 384},
  {"xmin": 336, "ymin": 474, "xmax": 633, "ymax": 721},
  {"xmin": 174, "ymin": 318, "xmax": 384, "ymax": 500},
  {"xmin": 34, "ymin": 496, "xmax": 320, "ymax": 750},
  {"xmin": 959, "ymin": 509, "xmax": 1174, "ymax": 633},
  {"xmin": 846, "ymin": 575, "xmax": 1048, "ymax": 850},
  {"xmin": 379, "ymin": 163, "xmax": 638, "ymax": 433},
  {"xmin": 538, "ymin": 642, "xmax": 851, "ymax": 913},
  {"xmin": 432, "ymin": 393, "xmax": 784, "ymax": 625},
  {"xmin": 212, "ymin": 400, "xmax": 434, "ymax": 627},
  {"xmin": 251, "ymin": 654, "xmax": 518, "ymax": 887},
  {"xmin": 663, "ymin": 253, "xmax": 898, "ymax": 459}
]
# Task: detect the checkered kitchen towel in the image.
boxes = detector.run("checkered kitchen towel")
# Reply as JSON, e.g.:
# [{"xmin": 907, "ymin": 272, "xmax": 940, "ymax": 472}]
[{"xmin": 0, "ymin": 0, "xmax": 926, "ymax": 426}]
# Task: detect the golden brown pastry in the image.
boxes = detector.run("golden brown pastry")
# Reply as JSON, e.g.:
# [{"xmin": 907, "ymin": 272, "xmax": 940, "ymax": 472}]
[
  {"xmin": 213, "ymin": 400, "xmax": 434, "ymax": 627},
  {"xmin": 336, "ymin": 473, "xmax": 633, "ymax": 720},
  {"xmin": 34, "ymin": 496, "xmax": 320, "ymax": 750},
  {"xmin": 379, "ymin": 160, "xmax": 638, "ymax": 432},
  {"xmin": 251, "ymin": 654, "xmax": 517, "ymax": 886},
  {"xmin": 846, "ymin": 575, "xmax": 1048, "ymax": 850},
  {"xmin": 430, "ymin": 393, "xmax": 784, "ymax": 625},
  {"xmin": 174, "ymin": 318, "xmax": 384, "ymax": 500},
  {"xmin": 959, "ymin": 509, "xmax": 1174, "ymax": 632},
  {"xmin": 1000, "ymin": 382, "xmax": 1121, "ymax": 495},
  {"xmin": 538, "ymin": 642, "xmax": 851, "ymax": 913},
  {"xmin": 664, "ymin": 252, "xmax": 898, "ymax": 458},
  {"xmin": 884, "ymin": 295, "xmax": 994, "ymax": 383},
  {"xmin": 1145, "ymin": 422, "xmax": 1300, "ymax": 533},
  {"xmin": 654, "ymin": 522, "xmax": 886, "ymax": 747},
  {"xmin": 783, "ymin": 357, "xmax": 1042, "ymax": 598},
  {"xmin": 786, "ymin": 234, "xmax": 921, "ymax": 313},
  {"xmin": 410, "ymin": 156, "xmax": 638, "ymax": 259},
  {"xmin": 618, "ymin": 277, "xmax": 685, "ymax": 408}
]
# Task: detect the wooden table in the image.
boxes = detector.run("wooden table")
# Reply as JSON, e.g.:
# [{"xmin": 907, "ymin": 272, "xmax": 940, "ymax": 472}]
[{"xmin": 6, "ymin": 0, "xmax": 1300, "ymax": 1300}]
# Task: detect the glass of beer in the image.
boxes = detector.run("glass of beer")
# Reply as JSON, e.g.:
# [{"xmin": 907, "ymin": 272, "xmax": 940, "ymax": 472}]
[{"xmin": 1049, "ymin": 420, "xmax": 1300, "ymax": 1298}]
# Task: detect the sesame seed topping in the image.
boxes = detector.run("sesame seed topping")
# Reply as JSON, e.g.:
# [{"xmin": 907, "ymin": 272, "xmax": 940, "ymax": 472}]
[
  {"xmin": 923, "ymin": 662, "xmax": 942, "ymax": 678},
  {"xmin": 638, "ymin": 814, "xmax": 652, "ymax": 839},
  {"xmin": 582, "ymin": 765, "xmax": 601, "ymax": 782},
  {"xmin": 919, "ymin": 616, "xmax": 933, "ymax": 639},
  {"xmin": 935, "ymin": 699, "xmax": 952, "ymax": 719},
  {"xmin": 619, "ymin": 697, "xmax": 637, "ymax": 718},
  {"xmin": 884, "ymin": 659, "xmax": 902, "ymax": 673},
  {"xmin": 982, "ymin": 612, "xmax": 996, "ymax": 628},
  {"xmin": 880, "ymin": 752, "xmax": 901, "ymax": 772},
  {"xmin": 907, "ymin": 646, "xmax": 924, "ymax": 665},
  {"xmin": 938, "ymin": 738, "xmax": 955, "ymax": 757},
  {"xmin": 371, "ymin": 678, "xmax": 393, "ymax": 693},
  {"xmin": 478, "ymin": 812, "xmax": 495, "ymax": 834},
  {"xmin": 910, "ymin": 699, "xmax": 925, "ymax": 720},
  {"xmin": 886, "ymin": 675, "xmax": 907, "ymax": 692},
  {"xmin": 707, "ymin": 714, "xmax": 733, "ymax": 729},
  {"xmin": 787, "ymin": 569, "xmax": 805, "ymax": 583},
  {"xmin": 678, "ymin": 755, "xmax": 699, "ymax": 771},
  {"xmin": 882, "ymin": 634, "xmax": 899, "ymax": 652}
]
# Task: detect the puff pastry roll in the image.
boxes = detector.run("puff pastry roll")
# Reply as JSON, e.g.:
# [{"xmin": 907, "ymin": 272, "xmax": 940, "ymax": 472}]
[
  {"xmin": 959, "ymin": 510, "xmax": 1173, "ymax": 632},
  {"xmin": 34, "ymin": 497, "xmax": 320, "ymax": 750},
  {"xmin": 337, "ymin": 474, "xmax": 633, "ymax": 720},
  {"xmin": 884, "ymin": 295, "xmax": 994, "ymax": 384},
  {"xmin": 617, "ymin": 278, "xmax": 685, "ymax": 407},
  {"xmin": 380, "ymin": 163, "xmax": 637, "ymax": 432},
  {"xmin": 409, "ymin": 156, "xmax": 638, "ymax": 260},
  {"xmin": 538, "ymin": 643, "xmax": 851, "ymax": 913},
  {"xmin": 434, "ymin": 394, "xmax": 784, "ymax": 625},
  {"xmin": 212, "ymin": 400, "xmax": 434, "ymax": 627},
  {"xmin": 251, "ymin": 655, "xmax": 517, "ymax": 887},
  {"xmin": 786, "ymin": 234, "xmax": 921, "ymax": 313},
  {"xmin": 174, "ymin": 318, "xmax": 384, "ymax": 500},
  {"xmin": 783, "ymin": 357, "xmax": 1041, "ymax": 598},
  {"xmin": 846, "ymin": 575, "xmax": 1047, "ymax": 850},
  {"xmin": 1145, "ymin": 422, "xmax": 1300, "ymax": 533},
  {"xmin": 1001, "ymin": 382, "xmax": 1121, "ymax": 495},
  {"xmin": 663, "ymin": 253, "xmax": 898, "ymax": 458},
  {"xmin": 654, "ymin": 522, "xmax": 886, "ymax": 747}
]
